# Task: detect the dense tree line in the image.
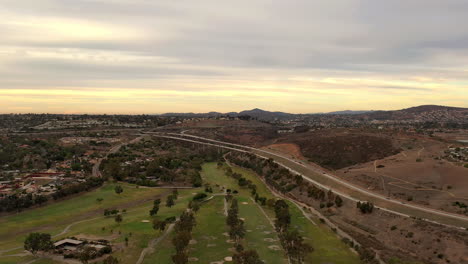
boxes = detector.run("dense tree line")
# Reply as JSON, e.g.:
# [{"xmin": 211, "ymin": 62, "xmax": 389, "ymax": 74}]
[
  {"xmin": 223, "ymin": 159, "xmax": 312, "ymax": 263},
  {"xmin": 224, "ymin": 197, "xmax": 263, "ymax": 264},
  {"xmin": 356, "ymin": 201, "xmax": 374, "ymax": 214},
  {"xmin": 171, "ymin": 210, "xmax": 196, "ymax": 264},
  {"xmin": 233, "ymin": 249, "xmax": 264, "ymax": 264},
  {"xmin": 223, "ymin": 166, "xmax": 269, "ymax": 206},
  {"xmin": 273, "ymin": 200, "xmax": 313, "ymax": 263},
  {"xmin": 226, "ymin": 154, "xmax": 298, "ymax": 194},
  {"xmin": 226, "ymin": 198, "xmax": 246, "ymax": 242},
  {"xmin": 0, "ymin": 193, "xmax": 48, "ymax": 212},
  {"xmin": 0, "ymin": 177, "xmax": 103, "ymax": 213},
  {"xmin": 52, "ymin": 177, "xmax": 104, "ymax": 200},
  {"xmin": 227, "ymin": 153, "xmax": 344, "ymax": 209}
]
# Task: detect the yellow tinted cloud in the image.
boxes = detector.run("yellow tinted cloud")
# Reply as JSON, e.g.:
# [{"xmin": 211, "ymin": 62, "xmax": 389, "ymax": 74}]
[{"xmin": 3, "ymin": 16, "xmax": 145, "ymax": 42}]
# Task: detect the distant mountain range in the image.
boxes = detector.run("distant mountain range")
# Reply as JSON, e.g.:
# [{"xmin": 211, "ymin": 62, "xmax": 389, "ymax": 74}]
[
  {"xmin": 160, "ymin": 105, "xmax": 468, "ymax": 122},
  {"xmin": 319, "ymin": 110, "xmax": 374, "ymax": 115}
]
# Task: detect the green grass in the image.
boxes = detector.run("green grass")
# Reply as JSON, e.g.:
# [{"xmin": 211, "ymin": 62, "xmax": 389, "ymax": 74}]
[
  {"xmin": 0, "ymin": 182, "xmax": 179, "ymax": 264},
  {"xmin": 0, "ymin": 183, "xmax": 163, "ymax": 249},
  {"xmin": 0, "ymin": 255, "xmax": 63, "ymax": 264},
  {"xmin": 142, "ymin": 231, "xmax": 174, "ymax": 264},
  {"xmin": 0, "ymin": 163, "xmax": 362, "ymax": 264},
  {"xmin": 52, "ymin": 188, "xmax": 197, "ymax": 264},
  {"xmin": 187, "ymin": 196, "xmax": 232, "ymax": 263},
  {"xmin": 222, "ymin": 163, "xmax": 362, "ymax": 264},
  {"xmin": 202, "ymin": 163, "xmax": 287, "ymax": 263}
]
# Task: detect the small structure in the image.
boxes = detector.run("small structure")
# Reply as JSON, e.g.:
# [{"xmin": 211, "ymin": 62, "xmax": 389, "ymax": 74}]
[{"xmin": 54, "ymin": 239, "xmax": 83, "ymax": 251}]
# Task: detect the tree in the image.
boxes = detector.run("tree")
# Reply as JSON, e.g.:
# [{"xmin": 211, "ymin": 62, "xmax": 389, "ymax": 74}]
[
  {"xmin": 229, "ymin": 220, "xmax": 246, "ymax": 242},
  {"xmin": 153, "ymin": 219, "xmax": 167, "ymax": 232},
  {"xmin": 34, "ymin": 195, "xmax": 48, "ymax": 205},
  {"xmin": 24, "ymin": 232, "xmax": 53, "ymax": 255},
  {"xmin": 274, "ymin": 200, "xmax": 290, "ymax": 233},
  {"xmin": 115, "ymin": 214, "xmax": 123, "ymax": 224},
  {"xmin": 171, "ymin": 251, "xmax": 188, "ymax": 264},
  {"xmin": 103, "ymin": 256, "xmax": 119, "ymax": 264},
  {"xmin": 172, "ymin": 231, "xmax": 191, "ymax": 252},
  {"xmin": 172, "ymin": 189, "xmax": 179, "ymax": 199},
  {"xmin": 227, "ymin": 199, "xmax": 239, "ymax": 227},
  {"xmin": 266, "ymin": 198, "xmax": 276, "ymax": 208},
  {"xmin": 114, "ymin": 185, "xmax": 123, "ymax": 195},
  {"xmin": 357, "ymin": 201, "xmax": 374, "ymax": 214},
  {"xmin": 150, "ymin": 201, "xmax": 160, "ymax": 216},
  {"xmin": 78, "ymin": 246, "xmax": 98, "ymax": 264},
  {"xmin": 188, "ymin": 201, "xmax": 200, "ymax": 213},
  {"xmin": 233, "ymin": 249, "xmax": 264, "ymax": 264},
  {"xmin": 335, "ymin": 195, "xmax": 343, "ymax": 207},
  {"xmin": 174, "ymin": 211, "xmax": 196, "ymax": 233},
  {"xmin": 166, "ymin": 195, "xmax": 175, "ymax": 208},
  {"xmin": 280, "ymin": 230, "xmax": 313, "ymax": 263}
]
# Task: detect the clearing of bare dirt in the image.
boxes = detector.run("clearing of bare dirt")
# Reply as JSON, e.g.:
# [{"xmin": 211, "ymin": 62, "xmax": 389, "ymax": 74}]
[{"xmin": 262, "ymin": 143, "xmax": 304, "ymax": 159}]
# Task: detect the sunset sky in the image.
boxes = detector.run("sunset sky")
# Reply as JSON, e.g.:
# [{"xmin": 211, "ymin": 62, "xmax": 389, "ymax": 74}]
[{"xmin": 1, "ymin": 0, "xmax": 467, "ymax": 114}]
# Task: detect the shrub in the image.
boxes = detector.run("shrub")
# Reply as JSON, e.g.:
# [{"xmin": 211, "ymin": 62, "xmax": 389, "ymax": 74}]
[
  {"xmin": 192, "ymin": 193, "xmax": 208, "ymax": 201},
  {"xmin": 99, "ymin": 246, "xmax": 112, "ymax": 254}
]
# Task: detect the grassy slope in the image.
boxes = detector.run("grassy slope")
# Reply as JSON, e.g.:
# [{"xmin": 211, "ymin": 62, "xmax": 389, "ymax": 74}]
[
  {"xmin": 0, "ymin": 183, "xmax": 161, "ymax": 248},
  {"xmin": 0, "ymin": 183, "xmax": 185, "ymax": 264},
  {"xmin": 0, "ymin": 256, "xmax": 62, "ymax": 264}
]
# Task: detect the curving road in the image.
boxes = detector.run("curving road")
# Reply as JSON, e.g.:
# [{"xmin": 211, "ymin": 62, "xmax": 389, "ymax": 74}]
[{"xmin": 148, "ymin": 132, "xmax": 468, "ymax": 229}]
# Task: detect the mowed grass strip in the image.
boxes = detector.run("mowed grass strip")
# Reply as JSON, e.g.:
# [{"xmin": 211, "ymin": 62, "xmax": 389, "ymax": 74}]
[
  {"xmin": 288, "ymin": 203, "xmax": 361, "ymax": 264},
  {"xmin": 237, "ymin": 196, "xmax": 287, "ymax": 264},
  {"xmin": 201, "ymin": 163, "xmax": 287, "ymax": 264},
  {"xmin": 222, "ymin": 163, "xmax": 362, "ymax": 264},
  {"xmin": 142, "ymin": 231, "xmax": 173, "ymax": 264},
  {"xmin": 187, "ymin": 196, "xmax": 232, "ymax": 263}
]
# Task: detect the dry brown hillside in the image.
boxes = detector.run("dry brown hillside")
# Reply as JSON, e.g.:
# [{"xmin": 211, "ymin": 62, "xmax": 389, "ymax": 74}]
[{"xmin": 276, "ymin": 129, "xmax": 401, "ymax": 170}]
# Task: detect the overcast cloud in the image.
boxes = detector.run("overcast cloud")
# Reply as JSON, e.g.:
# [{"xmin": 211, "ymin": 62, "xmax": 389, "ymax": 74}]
[{"xmin": 0, "ymin": 0, "xmax": 467, "ymax": 113}]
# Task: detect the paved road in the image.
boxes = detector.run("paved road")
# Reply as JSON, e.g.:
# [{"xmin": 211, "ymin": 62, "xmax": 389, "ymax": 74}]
[{"xmin": 149, "ymin": 132, "xmax": 468, "ymax": 229}]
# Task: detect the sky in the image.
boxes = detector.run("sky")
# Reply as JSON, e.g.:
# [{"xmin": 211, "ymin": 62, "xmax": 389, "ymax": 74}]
[{"xmin": 0, "ymin": 0, "xmax": 467, "ymax": 114}]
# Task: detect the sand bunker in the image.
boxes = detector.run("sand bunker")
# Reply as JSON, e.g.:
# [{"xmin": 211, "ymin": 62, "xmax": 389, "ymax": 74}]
[
  {"xmin": 268, "ymin": 245, "xmax": 281, "ymax": 251},
  {"xmin": 224, "ymin": 256, "xmax": 233, "ymax": 262}
]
